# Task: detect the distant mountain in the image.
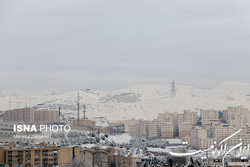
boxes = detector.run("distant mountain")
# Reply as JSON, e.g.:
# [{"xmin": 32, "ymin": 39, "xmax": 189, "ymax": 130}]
[
  {"xmin": 0, "ymin": 88, "xmax": 18, "ymax": 97},
  {"xmin": 1, "ymin": 81, "xmax": 250, "ymax": 121}
]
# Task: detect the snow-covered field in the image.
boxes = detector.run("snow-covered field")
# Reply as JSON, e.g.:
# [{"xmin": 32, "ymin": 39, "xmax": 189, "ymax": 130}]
[{"xmin": 1, "ymin": 81, "xmax": 250, "ymax": 121}]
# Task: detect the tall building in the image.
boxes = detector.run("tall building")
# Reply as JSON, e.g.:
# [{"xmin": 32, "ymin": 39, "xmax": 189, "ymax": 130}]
[
  {"xmin": 4, "ymin": 108, "xmax": 34, "ymax": 123},
  {"xmin": 148, "ymin": 119, "xmax": 161, "ymax": 138},
  {"xmin": 182, "ymin": 110, "xmax": 197, "ymax": 125},
  {"xmin": 190, "ymin": 126, "xmax": 208, "ymax": 149},
  {"xmin": 222, "ymin": 106, "xmax": 250, "ymax": 127},
  {"xmin": 157, "ymin": 112, "xmax": 179, "ymax": 137},
  {"xmin": 3, "ymin": 107, "xmax": 59, "ymax": 124},
  {"xmin": 201, "ymin": 109, "xmax": 219, "ymax": 125},
  {"xmin": 178, "ymin": 122, "xmax": 192, "ymax": 138},
  {"xmin": 161, "ymin": 122, "xmax": 174, "ymax": 138},
  {"xmin": 129, "ymin": 120, "xmax": 149, "ymax": 137},
  {"xmin": 34, "ymin": 109, "xmax": 59, "ymax": 124}
]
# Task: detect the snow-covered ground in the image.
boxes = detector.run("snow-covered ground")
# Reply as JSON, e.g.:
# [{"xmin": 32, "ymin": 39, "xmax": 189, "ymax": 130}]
[
  {"xmin": 109, "ymin": 133, "xmax": 132, "ymax": 144},
  {"xmin": 1, "ymin": 81, "xmax": 250, "ymax": 121}
]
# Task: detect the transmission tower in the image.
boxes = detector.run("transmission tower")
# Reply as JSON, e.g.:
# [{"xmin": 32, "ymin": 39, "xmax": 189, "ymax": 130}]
[{"xmin": 171, "ymin": 80, "xmax": 176, "ymax": 97}]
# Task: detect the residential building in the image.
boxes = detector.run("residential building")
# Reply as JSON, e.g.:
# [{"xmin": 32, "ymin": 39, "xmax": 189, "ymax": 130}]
[
  {"xmin": 178, "ymin": 122, "xmax": 192, "ymax": 138},
  {"xmin": 148, "ymin": 119, "xmax": 161, "ymax": 138},
  {"xmin": 0, "ymin": 146, "xmax": 80, "ymax": 167},
  {"xmin": 190, "ymin": 126, "xmax": 208, "ymax": 149},
  {"xmin": 4, "ymin": 107, "xmax": 59, "ymax": 124},
  {"xmin": 129, "ymin": 120, "xmax": 149, "ymax": 137},
  {"xmin": 201, "ymin": 109, "xmax": 219, "ymax": 125},
  {"xmin": 222, "ymin": 106, "xmax": 250, "ymax": 128},
  {"xmin": 161, "ymin": 122, "xmax": 174, "ymax": 138}
]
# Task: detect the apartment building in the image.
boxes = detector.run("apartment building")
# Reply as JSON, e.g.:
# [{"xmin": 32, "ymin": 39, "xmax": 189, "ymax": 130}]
[
  {"xmin": 179, "ymin": 110, "xmax": 197, "ymax": 125},
  {"xmin": 148, "ymin": 119, "xmax": 161, "ymax": 138},
  {"xmin": 222, "ymin": 106, "xmax": 250, "ymax": 127},
  {"xmin": 161, "ymin": 122, "xmax": 174, "ymax": 138},
  {"xmin": 129, "ymin": 120, "xmax": 149, "ymax": 137},
  {"xmin": 0, "ymin": 146, "xmax": 80, "ymax": 167},
  {"xmin": 0, "ymin": 122, "xmax": 16, "ymax": 139},
  {"xmin": 79, "ymin": 148, "xmax": 108, "ymax": 167},
  {"xmin": 106, "ymin": 148, "xmax": 141, "ymax": 167},
  {"xmin": 110, "ymin": 119, "xmax": 140, "ymax": 133},
  {"xmin": 198, "ymin": 137, "xmax": 214, "ymax": 150},
  {"xmin": 109, "ymin": 122, "xmax": 125, "ymax": 135},
  {"xmin": 240, "ymin": 126, "xmax": 250, "ymax": 146},
  {"xmin": 190, "ymin": 126, "xmax": 208, "ymax": 149},
  {"xmin": 178, "ymin": 122, "xmax": 192, "ymax": 138},
  {"xmin": 184, "ymin": 110, "xmax": 197, "ymax": 125},
  {"xmin": 157, "ymin": 112, "xmax": 171, "ymax": 122},
  {"xmin": 201, "ymin": 109, "xmax": 219, "ymax": 125},
  {"xmin": 128, "ymin": 111, "xmax": 197, "ymax": 138},
  {"xmin": 4, "ymin": 107, "xmax": 59, "ymax": 124},
  {"xmin": 34, "ymin": 109, "xmax": 59, "ymax": 124},
  {"xmin": 157, "ymin": 112, "xmax": 179, "ymax": 137},
  {"xmin": 79, "ymin": 148, "xmax": 94, "ymax": 166},
  {"xmin": 4, "ymin": 108, "xmax": 34, "ymax": 123}
]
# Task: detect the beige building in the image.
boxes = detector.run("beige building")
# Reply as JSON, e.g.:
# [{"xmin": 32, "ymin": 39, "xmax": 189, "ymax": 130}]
[
  {"xmin": 79, "ymin": 148, "xmax": 94, "ymax": 166},
  {"xmin": 0, "ymin": 146, "xmax": 80, "ymax": 167},
  {"xmin": 178, "ymin": 122, "xmax": 192, "ymax": 138},
  {"xmin": 179, "ymin": 110, "xmax": 197, "ymax": 125},
  {"xmin": 148, "ymin": 119, "xmax": 161, "ymax": 138},
  {"xmin": 129, "ymin": 120, "xmax": 149, "ymax": 137},
  {"xmin": 4, "ymin": 107, "xmax": 34, "ymax": 123},
  {"xmin": 240, "ymin": 126, "xmax": 250, "ymax": 146},
  {"xmin": 4, "ymin": 107, "xmax": 59, "ymax": 124},
  {"xmin": 34, "ymin": 109, "xmax": 59, "ymax": 124},
  {"xmin": 111, "ymin": 119, "xmax": 139, "ymax": 133},
  {"xmin": 198, "ymin": 137, "xmax": 214, "ymax": 150},
  {"xmin": 73, "ymin": 118, "xmax": 96, "ymax": 127},
  {"xmin": 75, "ymin": 147, "xmax": 110, "ymax": 167},
  {"xmin": 222, "ymin": 106, "xmax": 250, "ymax": 128},
  {"xmin": 201, "ymin": 109, "xmax": 219, "ymax": 125},
  {"xmin": 190, "ymin": 126, "xmax": 208, "ymax": 149},
  {"xmin": 0, "ymin": 122, "xmax": 16, "ymax": 139},
  {"xmin": 106, "ymin": 148, "xmax": 141, "ymax": 167},
  {"xmin": 161, "ymin": 122, "xmax": 174, "ymax": 138},
  {"xmin": 157, "ymin": 112, "xmax": 171, "ymax": 122},
  {"xmin": 157, "ymin": 112, "xmax": 179, "ymax": 137}
]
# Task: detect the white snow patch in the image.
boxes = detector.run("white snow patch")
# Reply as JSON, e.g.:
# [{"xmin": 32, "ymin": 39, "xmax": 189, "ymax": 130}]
[{"xmin": 109, "ymin": 133, "xmax": 132, "ymax": 144}]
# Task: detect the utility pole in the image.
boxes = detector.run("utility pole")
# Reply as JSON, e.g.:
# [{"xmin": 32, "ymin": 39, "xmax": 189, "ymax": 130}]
[
  {"xmin": 77, "ymin": 92, "xmax": 80, "ymax": 126},
  {"xmin": 83, "ymin": 105, "xmax": 86, "ymax": 119},
  {"xmin": 59, "ymin": 106, "xmax": 61, "ymax": 121},
  {"xmin": 9, "ymin": 97, "xmax": 11, "ymax": 110},
  {"xmin": 25, "ymin": 97, "xmax": 27, "ymax": 108},
  {"xmin": 171, "ymin": 80, "xmax": 176, "ymax": 97}
]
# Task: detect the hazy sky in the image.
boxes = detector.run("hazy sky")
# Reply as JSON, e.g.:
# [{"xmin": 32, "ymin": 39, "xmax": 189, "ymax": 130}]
[{"xmin": 1, "ymin": 0, "xmax": 250, "ymax": 94}]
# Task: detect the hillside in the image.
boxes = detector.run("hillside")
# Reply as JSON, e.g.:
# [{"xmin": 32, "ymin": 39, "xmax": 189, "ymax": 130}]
[{"xmin": 1, "ymin": 81, "xmax": 250, "ymax": 121}]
